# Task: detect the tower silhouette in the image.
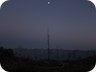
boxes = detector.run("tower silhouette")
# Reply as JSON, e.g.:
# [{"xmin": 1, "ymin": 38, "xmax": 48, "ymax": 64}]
[{"xmin": 47, "ymin": 28, "xmax": 50, "ymax": 60}]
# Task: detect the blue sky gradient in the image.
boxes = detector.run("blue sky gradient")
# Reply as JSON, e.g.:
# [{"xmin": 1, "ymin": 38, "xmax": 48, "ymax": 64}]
[{"xmin": 0, "ymin": 0, "xmax": 96, "ymax": 50}]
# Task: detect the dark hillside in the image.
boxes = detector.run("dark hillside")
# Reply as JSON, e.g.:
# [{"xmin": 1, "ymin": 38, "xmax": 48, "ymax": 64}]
[{"xmin": 0, "ymin": 47, "xmax": 96, "ymax": 72}]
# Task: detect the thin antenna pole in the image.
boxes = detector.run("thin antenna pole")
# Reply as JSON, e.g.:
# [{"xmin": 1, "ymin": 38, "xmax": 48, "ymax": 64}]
[{"xmin": 47, "ymin": 28, "xmax": 50, "ymax": 60}]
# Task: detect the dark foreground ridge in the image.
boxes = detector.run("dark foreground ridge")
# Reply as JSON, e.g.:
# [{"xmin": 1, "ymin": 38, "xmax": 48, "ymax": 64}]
[{"xmin": 0, "ymin": 47, "xmax": 96, "ymax": 72}]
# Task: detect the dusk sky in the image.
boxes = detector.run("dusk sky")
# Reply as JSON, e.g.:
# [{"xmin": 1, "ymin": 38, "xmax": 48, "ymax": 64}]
[{"xmin": 0, "ymin": 0, "xmax": 96, "ymax": 50}]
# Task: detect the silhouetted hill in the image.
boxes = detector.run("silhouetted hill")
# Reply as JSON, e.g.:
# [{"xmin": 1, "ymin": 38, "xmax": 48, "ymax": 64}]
[
  {"xmin": 0, "ymin": 46, "xmax": 14, "ymax": 62},
  {"xmin": 13, "ymin": 48, "xmax": 96, "ymax": 60},
  {"xmin": 0, "ymin": 47, "xmax": 96, "ymax": 72}
]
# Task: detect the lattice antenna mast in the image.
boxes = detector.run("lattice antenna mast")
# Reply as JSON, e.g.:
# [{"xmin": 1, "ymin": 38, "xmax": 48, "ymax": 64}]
[{"xmin": 47, "ymin": 28, "xmax": 50, "ymax": 60}]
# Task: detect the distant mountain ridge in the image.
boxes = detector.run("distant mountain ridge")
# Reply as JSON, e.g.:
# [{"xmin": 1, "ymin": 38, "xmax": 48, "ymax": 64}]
[{"xmin": 13, "ymin": 48, "xmax": 96, "ymax": 61}]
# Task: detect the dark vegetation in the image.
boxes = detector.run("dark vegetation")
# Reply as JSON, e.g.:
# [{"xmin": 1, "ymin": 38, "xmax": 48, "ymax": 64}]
[{"xmin": 0, "ymin": 46, "xmax": 96, "ymax": 72}]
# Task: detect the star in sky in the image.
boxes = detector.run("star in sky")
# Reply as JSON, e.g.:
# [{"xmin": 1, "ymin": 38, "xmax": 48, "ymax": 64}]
[{"xmin": 48, "ymin": 2, "xmax": 51, "ymax": 4}]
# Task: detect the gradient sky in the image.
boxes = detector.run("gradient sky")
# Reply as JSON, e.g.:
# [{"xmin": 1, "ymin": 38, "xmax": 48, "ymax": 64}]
[{"xmin": 0, "ymin": 0, "xmax": 96, "ymax": 50}]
